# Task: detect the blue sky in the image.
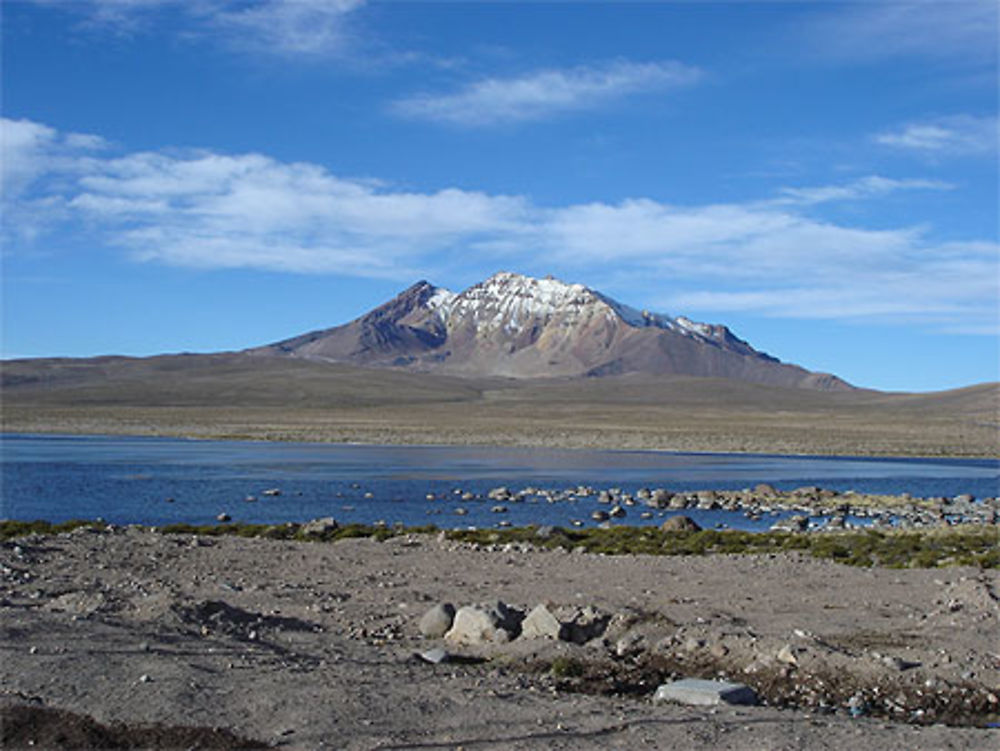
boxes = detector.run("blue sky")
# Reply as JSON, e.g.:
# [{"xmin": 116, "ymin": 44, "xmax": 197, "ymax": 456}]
[{"xmin": 2, "ymin": 0, "xmax": 997, "ymax": 392}]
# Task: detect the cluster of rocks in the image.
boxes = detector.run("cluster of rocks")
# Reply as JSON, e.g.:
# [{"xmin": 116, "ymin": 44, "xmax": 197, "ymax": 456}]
[
  {"xmin": 418, "ymin": 600, "xmax": 610, "ymax": 647},
  {"xmin": 210, "ymin": 481, "xmax": 996, "ymax": 532},
  {"xmin": 463, "ymin": 484, "xmax": 1000, "ymax": 531},
  {"xmin": 413, "ymin": 596, "xmax": 1000, "ymax": 723}
]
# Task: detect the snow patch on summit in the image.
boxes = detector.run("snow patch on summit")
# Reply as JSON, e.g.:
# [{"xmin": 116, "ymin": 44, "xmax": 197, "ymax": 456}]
[
  {"xmin": 426, "ymin": 287, "xmax": 456, "ymax": 311},
  {"xmin": 434, "ymin": 271, "xmax": 606, "ymax": 335},
  {"xmin": 676, "ymin": 316, "xmax": 714, "ymax": 338},
  {"xmin": 428, "ymin": 271, "xmax": 728, "ymax": 346}
]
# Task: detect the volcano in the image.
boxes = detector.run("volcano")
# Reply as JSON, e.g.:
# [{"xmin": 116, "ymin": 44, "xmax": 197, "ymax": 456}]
[{"xmin": 252, "ymin": 272, "xmax": 851, "ymax": 390}]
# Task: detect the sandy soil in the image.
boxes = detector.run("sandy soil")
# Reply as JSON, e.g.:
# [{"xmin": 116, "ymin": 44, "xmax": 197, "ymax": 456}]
[{"xmin": 2, "ymin": 526, "xmax": 998, "ymax": 750}]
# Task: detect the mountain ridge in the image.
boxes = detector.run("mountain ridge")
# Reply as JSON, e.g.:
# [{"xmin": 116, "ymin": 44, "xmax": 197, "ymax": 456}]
[{"xmin": 252, "ymin": 271, "xmax": 852, "ymax": 390}]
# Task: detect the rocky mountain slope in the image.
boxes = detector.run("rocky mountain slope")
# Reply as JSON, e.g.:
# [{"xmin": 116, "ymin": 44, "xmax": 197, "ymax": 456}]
[{"xmin": 254, "ymin": 272, "xmax": 852, "ymax": 390}]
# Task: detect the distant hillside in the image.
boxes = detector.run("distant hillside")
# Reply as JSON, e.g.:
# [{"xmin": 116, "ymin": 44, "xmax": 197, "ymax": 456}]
[
  {"xmin": 3, "ymin": 354, "xmax": 996, "ymax": 457},
  {"xmin": 0, "ymin": 353, "xmax": 484, "ymax": 408}
]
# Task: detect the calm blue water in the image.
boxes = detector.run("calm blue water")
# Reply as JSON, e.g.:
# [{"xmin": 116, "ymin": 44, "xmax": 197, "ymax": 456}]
[{"xmin": 1, "ymin": 434, "xmax": 997, "ymax": 531}]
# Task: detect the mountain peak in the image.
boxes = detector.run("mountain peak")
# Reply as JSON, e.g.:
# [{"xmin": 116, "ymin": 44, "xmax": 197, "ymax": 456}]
[
  {"xmin": 439, "ymin": 271, "xmax": 601, "ymax": 334},
  {"xmin": 256, "ymin": 272, "xmax": 852, "ymax": 389}
]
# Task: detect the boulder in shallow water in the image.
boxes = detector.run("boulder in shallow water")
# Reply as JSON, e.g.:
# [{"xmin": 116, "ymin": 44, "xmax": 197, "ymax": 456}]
[
  {"xmin": 649, "ymin": 489, "xmax": 673, "ymax": 508},
  {"xmin": 771, "ymin": 515, "xmax": 809, "ymax": 532}
]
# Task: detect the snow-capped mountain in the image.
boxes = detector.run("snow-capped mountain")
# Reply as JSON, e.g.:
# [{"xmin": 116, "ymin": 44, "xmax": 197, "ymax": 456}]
[{"xmin": 252, "ymin": 272, "xmax": 851, "ymax": 390}]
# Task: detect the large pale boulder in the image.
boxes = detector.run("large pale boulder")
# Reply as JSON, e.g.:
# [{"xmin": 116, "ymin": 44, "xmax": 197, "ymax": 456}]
[
  {"xmin": 444, "ymin": 602, "xmax": 522, "ymax": 645},
  {"xmin": 520, "ymin": 604, "xmax": 563, "ymax": 640},
  {"xmin": 418, "ymin": 603, "xmax": 456, "ymax": 638}
]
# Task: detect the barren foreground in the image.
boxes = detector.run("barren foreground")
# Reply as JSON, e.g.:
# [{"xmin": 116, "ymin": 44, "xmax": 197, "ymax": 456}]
[{"xmin": 2, "ymin": 527, "xmax": 998, "ymax": 750}]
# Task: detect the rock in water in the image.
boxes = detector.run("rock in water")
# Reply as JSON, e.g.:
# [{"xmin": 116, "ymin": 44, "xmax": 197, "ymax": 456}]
[
  {"xmin": 649, "ymin": 489, "xmax": 673, "ymax": 508},
  {"xmin": 771, "ymin": 515, "xmax": 809, "ymax": 532}
]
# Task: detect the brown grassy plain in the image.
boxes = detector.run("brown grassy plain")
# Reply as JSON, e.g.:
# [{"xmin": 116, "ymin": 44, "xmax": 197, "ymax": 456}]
[{"xmin": 2, "ymin": 353, "xmax": 997, "ymax": 457}]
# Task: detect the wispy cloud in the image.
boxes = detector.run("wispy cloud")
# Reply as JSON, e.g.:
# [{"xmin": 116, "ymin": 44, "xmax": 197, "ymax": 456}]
[
  {"xmin": 4, "ymin": 117, "xmax": 997, "ymax": 334},
  {"xmin": 875, "ymin": 115, "xmax": 998, "ymax": 157},
  {"xmin": 665, "ymin": 238, "xmax": 999, "ymax": 335},
  {"xmin": 392, "ymin": 60, "xmax": 704, "ymax": 126},
  {"xmin": 209, "ymin": 0, "xmax": 364, "ymax": 57},
  {"xmin": 771, "ymin": 175, "xmax": 954, "ymax": 206},
  {"xmin": 805, "ymin": 0, "xmax": 997, "ymax": 64},
  {"xmin": 26, "ymin": 0, "xmax": 365, "ymax": 58}
]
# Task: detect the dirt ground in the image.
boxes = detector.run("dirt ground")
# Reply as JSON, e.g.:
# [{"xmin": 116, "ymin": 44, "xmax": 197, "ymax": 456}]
[{"xmin": 2, "ymin": 526, "xmax": 998, "ymax": 750}]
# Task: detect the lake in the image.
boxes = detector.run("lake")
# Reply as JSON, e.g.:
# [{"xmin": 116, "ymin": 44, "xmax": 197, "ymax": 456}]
[{"xmin": 1, "ymin": 434, "xmax": 997, "ymax": 532}]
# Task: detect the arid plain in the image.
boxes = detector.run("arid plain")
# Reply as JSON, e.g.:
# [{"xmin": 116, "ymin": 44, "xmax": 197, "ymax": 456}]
[{"xmin": 2, "ymin": 353, "xmax": 997, "ymax": 457}]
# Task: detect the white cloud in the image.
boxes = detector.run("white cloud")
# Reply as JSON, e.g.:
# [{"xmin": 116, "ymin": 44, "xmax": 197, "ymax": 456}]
[
  {"xmin": 392, "ymin": 60, "xmax": 704, "ymax": 126},
  {"xmin": 876, "ymin": 115, "xmax": 998, "ymax": 156},
  {"xmin": 4, "ymin": 117, "xmax": 997, "ymax": 334},
  {"xmin": 1, "ymin": 119, "xmax": 61, "ymax": 197},
  {"xmin": 0, "ymin": 118, "xmax": 109, "ymax": 242},
  {"xmin": 27, "ymin": 0, "xmax": 364, "ymax": 58},
  {"xmin": 539, "ymin": 199, "xmax": 924, "ymax": 285},
  {"xmin": 17, "ymin": 136, "xmax": 531, "ymax": 275},
  {"xmin": 666, "ymin": 239, "xmax": 999, "ymax": 332}
]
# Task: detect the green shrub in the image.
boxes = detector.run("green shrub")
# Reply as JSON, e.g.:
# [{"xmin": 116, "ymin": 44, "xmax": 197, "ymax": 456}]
[
  {"xmin": 550, "ymin": 656, "xmax": 586, "ymax": 678},
  {"xmin": 4, "ymin": 517, "xmax": 996, "ymax": 570}
]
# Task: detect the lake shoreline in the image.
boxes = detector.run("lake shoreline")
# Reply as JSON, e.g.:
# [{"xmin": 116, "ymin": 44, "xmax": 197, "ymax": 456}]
[
  {"xmin": 4, "ymin": 392, "xmax": 997, "ymax": 460},
  {"xmin": 4, "ymin": 426, "xmax": 1000, "ymax": 461},
  {"xmin": 4, "ymin": 434, "xmax": 997, "ymax": 531}
]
